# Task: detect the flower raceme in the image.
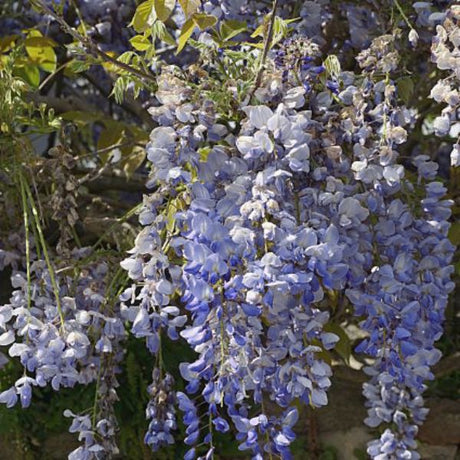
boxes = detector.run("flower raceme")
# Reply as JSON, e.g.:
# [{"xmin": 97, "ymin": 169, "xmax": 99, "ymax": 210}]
[{"xmin": 118, "ymin": 27, "xmax": 455, "ymax": 457}]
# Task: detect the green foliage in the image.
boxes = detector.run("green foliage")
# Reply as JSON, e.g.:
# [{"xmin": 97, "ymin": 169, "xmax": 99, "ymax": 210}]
[
  {"xmin": 428, "ymin": 371, "xmax": 460, "ymax": 400},
  {"xmin": 218, "ymin": 20, "xmax": 248, "ymax": 42},
  {"xmin": 0, "ymin": 360, "xmax": 94, "ymax": 458},
  {"xmin": 0, "ymin": 51, "xmax": 60, "ymax": 139},
  {"xmin": 353, "ymin": 447, "xmax": 368, "ymax": 460},
  {"xmin": 178, "ymin": 0, "xmax": 200, "ymax": 19},
  {"xmin": 24, "ymin": 31, "xmax": 57, "ymax": 74},
  {"xmin": 130, "ymin": 0, "xmax": 157, "ymax": 33},
  {"xmin": 250, "ymin": 15, "xmax": 298, "ymax": 47},
  {"xmin": 397, "ymin": 77, "xmax": 415, "ymax": 105},
  {"xmin": 324, "ymin": 55, "xmax": 341, "ymax": 80},
  {"xmin": 153, "ymin": 0, "xmax": 176, "ymax": 22},
  {"xmin": 324, "ymin": 323, "xmax": 352, "ymax": 365},
  {"xmin": 177, "ymin": 18, "xmax": 197, "ymax": 53}
]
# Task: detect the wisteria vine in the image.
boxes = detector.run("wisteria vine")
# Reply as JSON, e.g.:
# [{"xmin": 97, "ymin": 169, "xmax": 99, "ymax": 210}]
[{"xmin": 0, "ymin": 1, "xmax": 458, "ymax": 460}]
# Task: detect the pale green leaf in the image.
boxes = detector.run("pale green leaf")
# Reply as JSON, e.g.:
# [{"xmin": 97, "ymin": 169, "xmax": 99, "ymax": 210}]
[
  {"xmin": 131, "ymin": 0, "xmax": 155, "ymax": 33},
  {"xmin": 25, "ymin": 31, "xmax": 57, "ymax": 73},
  {"xmin": 220, "ymin": 20, "xmax": 247, "ymax": 41},
  {"xmin": 324, "ymin": 55, "xmax": 341, "ymax": 80},
  {"xmin": 15, "ymin": 63, "xmax": 40, "ymax": 88},
  {"xmin": 158, "ymin": 25, "xmax": 176, "ymax": 46},
  {"xmin": 130, "ymin": 34, "xmax": 151, "ymax": 51},
  {"xmin": 177, "ymin": 18, "xmax": 195, "ymax": 53},
  {"xmin": 192, "ymin": 13, "xmax": 217, "ymax": 30},
  {"xmin": 251, "ymin": 23, "xmax": 264, "ymax": 38},
  {"xmin": 178, "ymin": 0, "xmax": 200, "ymax": 18},
  {"xmin": 154, "ymin": 0, "xmax": 176, "ymax": 22},
  {"xmin": 65, "ymin": 59, "xmax": 91, "ymax": 74},
  {"xmin": 323, "ymin": 323, "xmax": 352, "ymax": 364},
  {"xmin": 122, "ymin": 145, "xmax": 146, "ymax": 178},
  {"xmin": 242, "ymin": 41, "xmax": 264, "ymax": 49},
  {"xmin": 152, "ymin": 20, "xmax": 176, "ymax": 46}
]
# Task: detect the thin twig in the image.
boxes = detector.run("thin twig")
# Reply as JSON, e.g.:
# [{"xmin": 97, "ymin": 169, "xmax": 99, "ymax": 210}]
[
  {"xmin": 75, "ymin": 168, "xmax": 148, "ymax": 193},
  {"xmin": 38, "ymin": 60, "xmax": 71, "ymax": 91}
]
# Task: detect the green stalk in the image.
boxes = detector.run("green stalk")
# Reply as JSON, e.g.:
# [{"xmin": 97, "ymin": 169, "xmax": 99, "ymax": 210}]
[
  {"xmin": 393, "ymin": 0, "xmax": 414, "ymax": 29},
  {"xmin": 23, "ymin": 174, "xmax": 65, "ymax": 327},
  {"xmin": 19, "ymin": 174, "xmax": 31, "ymax": 310},
  {"xmin": 91, "ymin": 362, "xmax": 103, "ymax": 429},
  {"xmin": 70, "ymin": 225, "xmax": 82, "ymax": 248}
]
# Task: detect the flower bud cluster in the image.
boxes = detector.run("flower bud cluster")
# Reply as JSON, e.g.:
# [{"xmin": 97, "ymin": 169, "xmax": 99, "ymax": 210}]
[{"xmin": 430, "ymin": 6, "xmax": 460, "ymax": 166}]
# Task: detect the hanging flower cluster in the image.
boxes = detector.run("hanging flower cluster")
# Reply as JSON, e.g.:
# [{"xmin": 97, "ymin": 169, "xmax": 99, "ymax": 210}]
[
  {"xmin": 0, "ymin": 247, "xmax": 125, "ymax": 458},
  {"xmin": 430, "ymin": 6, "xmax": 460, "ymax": 166},
  {"xmin": 118, "ymin": 20, "xmax": 455, "ymax": 458}
]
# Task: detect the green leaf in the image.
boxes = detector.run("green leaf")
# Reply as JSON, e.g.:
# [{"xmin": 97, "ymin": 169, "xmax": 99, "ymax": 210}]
[
  {"xmin": 323, "ymin": 323, "xmax": 352, "ymax": 364},
  {"xmin": 177, "ymin": 18, "xmax": 195, "ymax": 53},
  {"xmin": 25, "ymin": 32, "xmax": 57, "ymax": 73},
  {"xmin": 130, "ymin": 0, "xmax": 154, "ymax": 33},
  {"xmin": 111, "ymin": 77, "xmax": 129, "ymax": 104},
  {"xmin": 243, "ymin": 41, "xmax": 264, "ymax": 49},
  {"xmin": 65, "ymin": 58, "xmax": 91, "ymax": 74},
  {"xmin": 129, "ymin": 35, "xmax": 151, "ymax": 51},
  {"xmin": 198, "ymin": 146, "xmax": 211, "ymax": 161},
  {"xmin": 220, "ymin": 20, "xmax": 247, "ymax": 41},
  {"xmin": 153, "ymin": 0, "xmax": 176, "ymax": 22},
  {"xmin": 0, "ymin": 35, "xmax": 18, "ymax": 52},
  {"xmin": 251, "ymin": 23, "xmax": 264, "ymax": 39},
  {"xmin": 397, "ymin": 77, "xmax": 414, "ymax": 105},
  {"xmin": 14, "ymin": 63, "xmax": 40, "ymax": 88},
  {"xmin": 60, "ymin": 111, "xmax": 104, "ymax": 126},
  {"xmin": 97, "ymin": 125, "xmax": 124, "ymax": 163},
  {"xmin": 122, "ymin": 145, "xmax": 146, "ymax": 178},
  {"xmin": 178, "ymin": 0, "xmax": 200, "ymax": 18},
  {"xmin": 156, "ymin": 22, "xmax": 176, "ymax": 46},
  {"xmin": 23, "ymin": 36, "xmax": 57, "ymax": 48},
  {"xmin": 192, "ymin": 13, "xmax": 217, "ymax": 30},
  {"xmin": 117, "ymin": 51, "xmax": 136, "ymax": 65},
  {"xmin": 448, "ymin": 221, "xmax": 460, "ymax": 245},
  {"xmin": 272, "ymin": 16, "xmax": 291, "ymax": 44},
  {"xmin": 166, "ymin": 199, "xmax": 179, "ymax": 233}
]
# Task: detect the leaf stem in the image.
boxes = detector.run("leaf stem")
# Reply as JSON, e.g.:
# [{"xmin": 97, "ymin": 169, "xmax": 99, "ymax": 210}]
[{"xmin": 393, "ymin": 0, "xmax": 414, "ymax": 29}]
